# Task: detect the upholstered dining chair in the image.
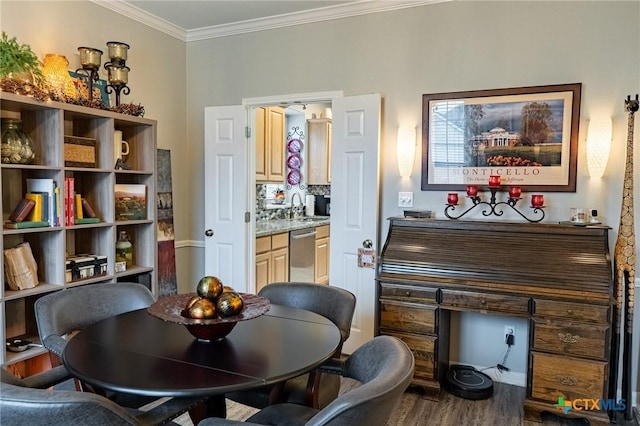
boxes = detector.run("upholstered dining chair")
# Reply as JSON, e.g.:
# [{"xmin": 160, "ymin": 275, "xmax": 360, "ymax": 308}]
[
  {"xmin": 199, "ymin": 335, "xmax": 415, "ymax": 426},
  {"xmin": 33, "ymin": 282, "xmax": 205, "ymax": 416},
  {"xmin": 0, "ymin": 367, "xmax": 201, "ymax": 425},
  {"xmin": 226, "ymin": 282, "xmax": 356, "ymax": 410}
]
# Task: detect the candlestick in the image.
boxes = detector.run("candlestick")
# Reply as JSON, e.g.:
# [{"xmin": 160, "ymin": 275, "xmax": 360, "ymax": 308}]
[
  {"xmin": 466, "ymin": 185, "xmax": 478, "ymax": 197},
  {"xmin": 444, "ymin": 187, "xmax": 544, "ymax": 223},
  {"xmin": 508, "ymin": 186, "xmax": 522, "ymax": 199},
  {"xmin": 488, "ymin": 175, "xmax": 501, "ymax": 188},
  {"xmin": 531, "ymin": 194, "xmax": 544, "ymax": 208}
]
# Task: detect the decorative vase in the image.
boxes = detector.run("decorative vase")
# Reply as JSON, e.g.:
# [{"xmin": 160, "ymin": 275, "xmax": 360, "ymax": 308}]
[
  {"xmin": 115, "ymin": 230, "xmax": 133, "ymax": 267},
  {"xmin": 1, "ymin": 118, "xmax": 35, "ymax": 164}
]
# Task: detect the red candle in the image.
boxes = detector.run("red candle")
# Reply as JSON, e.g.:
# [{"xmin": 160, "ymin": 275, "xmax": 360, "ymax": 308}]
[
  {"xmin": 488, "ymin": 175, "xmax": 501, "ymax": 188},
  {"xmin": 508, "ymin": 186, "xmax": 522, "ymax": 199},
  {"xmin": 447, "ymin": 193, "xmax": 459, "ymax": 205},
  {"xmin": 466, "ymin": 185, "xmax": 478, "ymax": 196},
  {"xmin": 531, "ymin": 194, "xmax": 544, "ymax": 208}
]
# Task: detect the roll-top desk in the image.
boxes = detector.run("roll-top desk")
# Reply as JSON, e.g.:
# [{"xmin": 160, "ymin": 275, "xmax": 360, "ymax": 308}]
[{"xmin": 376, "ymin": 218, "xmax": 614, "ymax": 425}]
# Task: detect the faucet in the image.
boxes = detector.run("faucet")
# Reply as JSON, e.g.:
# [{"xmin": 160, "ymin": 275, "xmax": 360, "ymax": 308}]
[{"xmin": 290, "ymin": 192, "xmax": 304, "ymax": 219}]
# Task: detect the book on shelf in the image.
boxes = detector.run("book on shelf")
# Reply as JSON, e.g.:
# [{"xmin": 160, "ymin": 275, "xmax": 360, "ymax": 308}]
[
  {"xmin": 81, "ymin": 198, "xmax": 97, "ymax": 218},
  {"xmin": 74, "ymin": 217, "xmax": 101, "ymax": 224},
  {"xmin": 75, "ymin": 193, "xmax": 83, "ymax": 219},
  {"xmin": 26, "ymin": 178, "xmax": 57, "ymax": 226},
  {"xmin": 64, "ymin": 177, "xmax": 75, "ymax": 226},
  {"xmin": 114, "ymin": 184, "xmax": 147, "ymax": 221},
  {"xmin": 4, "ymin": 220, "xmax": 50, "ymax": 229},
  {"xmin": 24, "ymin": 193, "xmax": 43, "ymax": 222},
  {"xmin": 8, "ymin": 198, "xmax": 35, "ymax": 222}
]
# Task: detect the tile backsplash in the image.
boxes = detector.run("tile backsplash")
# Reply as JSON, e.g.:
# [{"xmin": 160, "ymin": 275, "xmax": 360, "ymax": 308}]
[{"xmin": 255, "ymin": 184, "xmax": 330, "ymax": 221}]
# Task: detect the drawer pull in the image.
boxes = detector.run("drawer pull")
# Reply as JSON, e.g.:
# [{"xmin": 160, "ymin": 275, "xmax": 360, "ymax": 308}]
[
  {"xmin": 566, "ymin": 309, "xmax": 573, "ymax": 315},
  {"xmin": 480, "ymin": 298, "xmax": 487, "ymax": 305},
  {"xmin": 405, "ymin": 291, "xmax": 411, "ymax": 297},
  {"xmin": 556, "ymin": 375, "xmax": 577, "ymax": 386},
  {"xmin": 557, "ymin": 332, "xmax": 580, "ymax": 344}
]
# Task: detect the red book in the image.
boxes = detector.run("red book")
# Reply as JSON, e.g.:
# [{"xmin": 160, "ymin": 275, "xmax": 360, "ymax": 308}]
[{"xmin": 65, "ymin": 177, "xmax": 75, "ymax": 226}]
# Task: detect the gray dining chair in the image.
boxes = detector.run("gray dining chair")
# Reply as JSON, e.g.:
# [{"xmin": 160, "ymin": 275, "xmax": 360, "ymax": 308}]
[
  {"xmin": 226, "ymin": 282, "xmax": 356, "ymax": 410},
  {"xmin": 33, "ymin": 281, "xmax": 206, "ymax": 417},
  {"xmin": 199, "ymin": 335, "xmax": 415, "ymax": 426},
  {"xmin": 0, "ymin": 367, "xmax": 201, "ymax": 426}
]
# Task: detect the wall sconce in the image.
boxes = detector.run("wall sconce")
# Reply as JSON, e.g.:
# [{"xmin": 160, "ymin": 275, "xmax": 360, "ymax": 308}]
[
  {"xmin": 586, "ymin": 117, "xmax": 612, "ymax": 178},
  {"xmin": 397, "ymin": 126, "xmax": 416, "ymax": 178}
]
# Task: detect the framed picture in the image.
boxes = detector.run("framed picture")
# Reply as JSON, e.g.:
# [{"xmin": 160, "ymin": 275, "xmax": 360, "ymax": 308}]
[{"xmin": 421, "ymin": 83, "xmax": 581, "ymax": 192}]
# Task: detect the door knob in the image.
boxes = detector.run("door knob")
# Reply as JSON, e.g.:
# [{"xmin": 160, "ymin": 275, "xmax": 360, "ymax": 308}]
[
  {"xmin": 205, "ymin": 229, "xmax": 214, "ymax": 237},
  {"xmin": 362, "ymin": 239, "xmax": 373, "ymax": 249}
]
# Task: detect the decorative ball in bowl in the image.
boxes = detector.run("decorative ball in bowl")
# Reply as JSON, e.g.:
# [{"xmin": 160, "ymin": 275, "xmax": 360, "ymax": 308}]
[{"xmin": 147, "ymin": 292, "xmax": 270, "ymax": 341}]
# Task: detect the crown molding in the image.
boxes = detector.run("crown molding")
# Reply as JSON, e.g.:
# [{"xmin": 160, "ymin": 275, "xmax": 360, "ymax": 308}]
[
  {"xmin": 187, "ymin": 0, "xmax": 448, "ymax": 42},
  {"xmin": 90, "ymin": 0, "xmax": 188, "ymax": 41},
  {"xmin": 91, "ymin": 0, "xmax": 449, "ymax": 43}
]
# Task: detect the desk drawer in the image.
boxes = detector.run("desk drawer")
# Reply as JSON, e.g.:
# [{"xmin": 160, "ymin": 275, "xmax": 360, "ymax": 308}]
[
  {"xmin": 379, "ymin": 300, "xmax": 437, "ymax": 334},
  {"xmin": 533, "ymin": 299, "xmax": 609, "ymax": 323},
  {"xmin": 380, "ymin": 283, "xmax": 438, "ymax": 303},
  {"xmin": 440, "ymin": 289, "xmax": 529, "ymax": 315},
  {"xmin": 381, "ymin": 330, "xmax": 437, "ymax": 382},
  {"xmin": 530, "ymin": 352, "xmax": 607, "ymax": 403},
  {"xmin": 531, "ymin": 320, "xmax": 609, "ymax": 360}
]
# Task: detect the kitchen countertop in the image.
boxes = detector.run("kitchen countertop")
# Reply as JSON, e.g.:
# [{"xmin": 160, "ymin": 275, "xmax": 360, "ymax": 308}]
[{"xmin": 256, "ymin": 217, "xmax": 330, "ymax": 237}]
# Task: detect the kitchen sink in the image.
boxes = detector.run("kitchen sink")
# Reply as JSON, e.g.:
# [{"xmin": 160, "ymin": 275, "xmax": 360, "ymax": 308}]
[{"xmin": 300, "ymin": 216, "xmax": 328, "ymax": 222}]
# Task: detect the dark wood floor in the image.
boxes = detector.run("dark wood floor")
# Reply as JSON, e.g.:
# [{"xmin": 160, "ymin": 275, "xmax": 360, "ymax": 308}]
[{"xmin": 175, "ymin": 380, "xmax": 621, "ymax": 425}]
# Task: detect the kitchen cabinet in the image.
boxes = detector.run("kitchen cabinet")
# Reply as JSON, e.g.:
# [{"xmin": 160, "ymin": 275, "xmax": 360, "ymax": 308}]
[
  {"xmin": 0, "ymin": 92, "xmax": 157, "ymax": 368},
  {"xmin": 255, "ymin": 232, "xmax": 289, "ymax": 293},
  {"xmin": 255, "ymin": 106, "xmax": 285, "ymax": 182},
  {"xmin": 306, "ymin": 118, "xmax": 331, "ymax": 184},
  {"xmin": 314, "ymin": 225, "xmax": 330, "ymax": 284}
]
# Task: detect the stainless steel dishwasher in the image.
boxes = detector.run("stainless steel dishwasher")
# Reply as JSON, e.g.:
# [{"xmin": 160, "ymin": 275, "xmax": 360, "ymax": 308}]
[{"xmin": 289, "ymin": 228, "xmax": 317, "ymax": 282}]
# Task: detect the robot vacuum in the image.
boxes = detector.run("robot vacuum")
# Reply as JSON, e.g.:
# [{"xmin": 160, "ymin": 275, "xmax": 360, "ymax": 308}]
[{"xmin": 443, "ymin": 365, "xmax": 494, "ymax": 400}]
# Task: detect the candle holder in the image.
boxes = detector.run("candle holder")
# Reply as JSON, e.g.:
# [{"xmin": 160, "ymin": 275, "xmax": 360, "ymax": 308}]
[
  {"xmin": 104, "ymin": 41, "xmax": 131, "ymax": 106},
  {"xmin": 76, "ymin": 47, "xmax": 103, "ymax": 103},
  {"xmin": 444, "ymin": 186, "xmax": 545, "ymax": 223}
]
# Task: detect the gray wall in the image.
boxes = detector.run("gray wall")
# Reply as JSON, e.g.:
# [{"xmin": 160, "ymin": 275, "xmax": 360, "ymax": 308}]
[
  {"xmin": 2, "ymin": 0, "xmax": 639, "ymax": 400},
  {"xmin": 184, "ymin": 0, "xmax": 639, "ymax": 393}
]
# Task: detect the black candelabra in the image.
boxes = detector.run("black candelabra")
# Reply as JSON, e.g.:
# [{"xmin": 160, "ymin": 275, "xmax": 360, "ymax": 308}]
[
  {"xmin": 104, "ymin": 42, "xmax": 131, "ymax": 107},
  {"xmin": 444, "ymin": 182, "xmax": 545, "ymax": 223},
  {"xmin": 76, "ymin": 47, "xmax": 103, "ymax": 103}
]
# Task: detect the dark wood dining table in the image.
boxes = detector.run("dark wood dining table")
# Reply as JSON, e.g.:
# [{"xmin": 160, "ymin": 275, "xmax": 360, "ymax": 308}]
[{"xmin": 62, "ymin": 303, "xmax": 341, "ymax": 418}]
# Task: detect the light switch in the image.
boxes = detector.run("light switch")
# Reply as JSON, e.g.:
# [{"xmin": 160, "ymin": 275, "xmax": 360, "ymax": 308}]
[{"xmin": 398, "ymin": 192, "xmax": 413, "ymax": 208}]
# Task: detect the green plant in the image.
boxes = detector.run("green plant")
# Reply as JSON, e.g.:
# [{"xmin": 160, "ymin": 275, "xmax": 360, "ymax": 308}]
[{"xmin": 0, "ymin": 32, "xmax": 44, "ymax": 85}]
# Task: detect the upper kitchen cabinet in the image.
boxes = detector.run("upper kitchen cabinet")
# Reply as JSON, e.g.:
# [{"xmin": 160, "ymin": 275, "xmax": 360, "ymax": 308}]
[
  {"xmin": 306, "ymin": 118, "xmax": 331, "ymax": 185},
  {"xmin": 256, "ymin": 107, "xmax": 285, "ymax": 182}
]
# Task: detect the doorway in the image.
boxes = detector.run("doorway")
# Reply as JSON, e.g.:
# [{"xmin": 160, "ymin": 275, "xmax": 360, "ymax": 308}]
[{"xmin": 204, "ymin": 92, "xmax": 381, "ymax": 352}]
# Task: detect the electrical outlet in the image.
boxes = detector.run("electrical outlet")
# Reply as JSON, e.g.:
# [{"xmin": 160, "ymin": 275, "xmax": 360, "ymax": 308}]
[
  {"xmin": 504, "ymin": 325, "xmax": 515, "ymax": 345},
  {"xmin": 398, "ymin": 192, "xmax": 413, "ymax": 208}
]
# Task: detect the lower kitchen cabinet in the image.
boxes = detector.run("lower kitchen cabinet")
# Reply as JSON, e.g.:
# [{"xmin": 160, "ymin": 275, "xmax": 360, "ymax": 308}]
[{"xmin": 255, "ymin": 232, "xmax": 289, "ymax": 293}]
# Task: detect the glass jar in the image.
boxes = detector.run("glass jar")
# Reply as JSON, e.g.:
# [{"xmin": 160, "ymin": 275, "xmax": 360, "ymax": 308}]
[
  {"xmin": 115, "ymin": 230, "xmax": 133, "ymax": 268},
  {"xmin": 1, "ymin": 119, "xmax": 35, "ymax": 164}
]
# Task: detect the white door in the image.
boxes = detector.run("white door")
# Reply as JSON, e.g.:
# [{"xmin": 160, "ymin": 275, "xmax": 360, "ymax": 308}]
[
  {"xmin": 204, "ymin": 106, "xmax": 250, "ymax": 292},
  {"xmin": 330, "ymin": 94, "xmax": 381, "ymax": 353}
]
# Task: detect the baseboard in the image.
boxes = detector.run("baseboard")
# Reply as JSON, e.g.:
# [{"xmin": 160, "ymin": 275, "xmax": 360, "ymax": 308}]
[{"xmin": 456, "ymin": 362, "xmax": 526, "ymax": 388}]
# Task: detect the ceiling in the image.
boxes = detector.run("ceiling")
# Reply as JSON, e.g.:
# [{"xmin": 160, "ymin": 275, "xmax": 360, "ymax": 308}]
[{"xmin": 92, "ymin": 0, "xmax": 444, "ymax": 42}]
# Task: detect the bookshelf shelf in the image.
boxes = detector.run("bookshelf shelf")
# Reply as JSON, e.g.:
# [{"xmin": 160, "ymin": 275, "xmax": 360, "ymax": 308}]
[{"xmin": 0, "ymin": 92, "xmax": 158, "ymax": 368}]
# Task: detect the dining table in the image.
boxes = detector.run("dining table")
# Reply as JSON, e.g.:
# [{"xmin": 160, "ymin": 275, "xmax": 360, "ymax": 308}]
[{"xmin": 62, "ymin": 302, "xmax": 342, "ymax": 419}]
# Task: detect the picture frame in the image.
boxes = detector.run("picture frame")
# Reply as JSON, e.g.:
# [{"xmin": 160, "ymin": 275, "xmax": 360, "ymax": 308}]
[{"xmin": 421, "ymin": 83, "xmax": 581, "ymax": 192}]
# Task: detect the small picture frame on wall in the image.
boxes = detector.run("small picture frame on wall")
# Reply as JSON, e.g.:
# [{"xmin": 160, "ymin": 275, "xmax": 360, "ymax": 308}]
[{"xmin": 421, "ymin": 83, "xmax": 581, "ymax": 192}]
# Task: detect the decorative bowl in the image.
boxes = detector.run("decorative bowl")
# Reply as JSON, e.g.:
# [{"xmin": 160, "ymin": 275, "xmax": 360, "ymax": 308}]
[{"xmin": 147, "ymin": 293, "xmax": 270, "ymax": 341}]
